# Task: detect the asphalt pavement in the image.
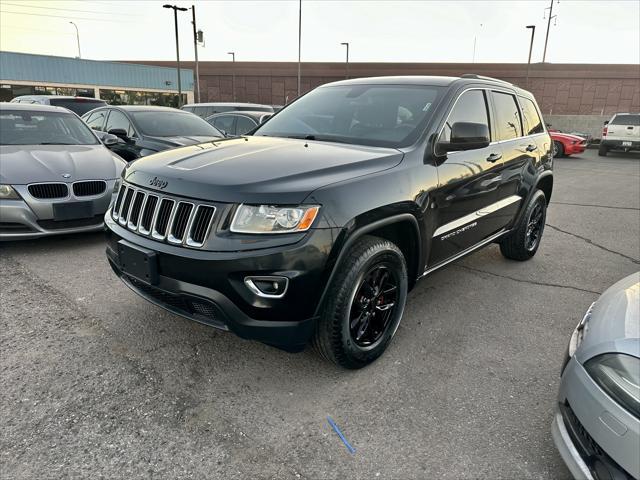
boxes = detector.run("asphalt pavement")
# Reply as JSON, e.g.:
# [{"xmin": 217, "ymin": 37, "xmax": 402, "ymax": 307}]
[{"xmin": 1, "ymin": 148, "xmax": 639, "ymax": 479}]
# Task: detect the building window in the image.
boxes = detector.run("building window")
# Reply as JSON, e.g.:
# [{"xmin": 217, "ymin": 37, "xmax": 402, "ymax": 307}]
[{"xmin": 99, "ymin": 89, "xmax": 186, "ymax": 108}]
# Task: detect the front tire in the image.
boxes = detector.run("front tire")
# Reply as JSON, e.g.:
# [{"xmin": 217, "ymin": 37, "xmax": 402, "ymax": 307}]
[
  {"xmin": 499, "ymin": 190, "xmax": 547, "ymax": 261},
  {"xmin": 553, "ymin": 140, "xmax": 565, "ymax": 158},
  {"xmin": 313, "ymin": 235, "xmax": 408, "ymax": 369},
  {"xmin": 598, "ymin": 144, "xmax": 608, "ymax": 156}
]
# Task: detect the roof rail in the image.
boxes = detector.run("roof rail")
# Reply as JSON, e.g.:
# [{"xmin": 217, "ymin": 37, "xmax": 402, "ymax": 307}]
[{"xmin": 460, "ymin": 73, "xmax": 513, "ymax": 85}]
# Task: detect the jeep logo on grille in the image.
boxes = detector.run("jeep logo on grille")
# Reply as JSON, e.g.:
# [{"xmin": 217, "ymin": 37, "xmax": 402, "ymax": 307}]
[{"xmin": 149, "ymin": 176, "xmax": 168, "ymax": 189}]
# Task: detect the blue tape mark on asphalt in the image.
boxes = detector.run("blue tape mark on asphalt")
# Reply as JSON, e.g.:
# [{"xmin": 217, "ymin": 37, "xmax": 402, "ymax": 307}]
[{"xmin": 327, "ymin": 416, "xmax": 356, "ymax": 454}]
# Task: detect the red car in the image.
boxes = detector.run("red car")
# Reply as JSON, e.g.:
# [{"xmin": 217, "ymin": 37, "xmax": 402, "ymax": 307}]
[{"xmin": 550, "ymin": 132, "xmax": 587, "ymax": 157}]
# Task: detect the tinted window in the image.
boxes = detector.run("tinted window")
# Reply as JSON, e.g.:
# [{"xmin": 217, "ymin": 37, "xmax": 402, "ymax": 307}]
[
  {"xmin": 236, "ymin": 116, "xmax": 257, "ymax": 135},
  {"xmin": 182, "ymin": 106, "xmax": 194, "ymax": 113},
  {"xmin": 254, "ymin": 85, "xmax": 443, "ymax": 148},
  {"xmin": 131, "ymin": 111, "xmax": 222, "ymax": 137},
  {"xmin": 611, "ymin": 114, "xmax": 640, "ymax": 126},
  {"xmin": 84, "ymin": 110, "xmax": 107, "ymax": 131},
  {"xmin": 106, "ymin": 110, "xmax": 135, "ymax": 137},
  {"xmin": 438, "ymin": 89, "xmax": 489, "ymax": 147},
  {"xmin": 213, "ymin": 115, "xmax": 236, "ymax": 135},
  {"xmin": 0, "ymin": 110, "xmax": 99, "ymax": 145},
  {"xmin": 492, "ymin": 91, "xmax": 523, "ymax": 141},
  {"xmin": 49, "ymin": 98, "xmax": 107, "ymax": 116},
  {"xmin": 519, "ymin": 97, "xmax": 544, "ymax": 135}
]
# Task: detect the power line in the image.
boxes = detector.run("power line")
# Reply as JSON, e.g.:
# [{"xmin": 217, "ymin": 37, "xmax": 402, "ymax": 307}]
[{"xmin": 1, "ymin": 2, "xmax": 144, "ymax": 17}]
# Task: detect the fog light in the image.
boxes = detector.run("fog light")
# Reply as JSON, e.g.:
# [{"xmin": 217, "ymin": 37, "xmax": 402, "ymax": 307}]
[{"xmin": 244, "ymin": 276, "xmax": 289, "ymax": 298}]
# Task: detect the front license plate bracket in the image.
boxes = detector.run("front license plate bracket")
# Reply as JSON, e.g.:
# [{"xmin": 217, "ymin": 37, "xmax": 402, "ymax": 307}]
[{"xmin": 117, "ymin": 240, "xmax": 158, "ymax": 285}]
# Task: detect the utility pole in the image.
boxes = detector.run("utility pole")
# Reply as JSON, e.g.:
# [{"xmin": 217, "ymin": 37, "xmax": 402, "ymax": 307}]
[
  {"xmin": 542, "ymin": 0, "xmax": 556, "ymax": 63},
  {"xmin": 228, "ymin": 52, "xmax": 236, "ymax": 101},
  {"xmin": 526, "ymin": 25, "xmax": 536, "ymax": 88},
  {"xmin": 472, "ymin": 23, "xmax": 483, "ymax": 63},
  {"xmin": 69, "ymin": 22, "xmax": 81, "ymax": 59},
  {"xmin": 191, "ymin": 5, "xmax": 201, "ymax": 103},
  {"xmin": 297, "ymin": 0, "xmax": 302, "ymax": 97},
  {"xmin": 163, "ymin": 4, "xmax": 188, "ymax": 107},
  {"xmin": 340, "ymin": 42, "xmax": 349, "ymax": 79}
]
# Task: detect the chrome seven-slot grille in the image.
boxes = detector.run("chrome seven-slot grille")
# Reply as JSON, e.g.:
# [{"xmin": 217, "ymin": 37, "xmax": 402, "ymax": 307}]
[{"xmin": 112, "ymin": 182, "xmax": 216, "ymax": 248}]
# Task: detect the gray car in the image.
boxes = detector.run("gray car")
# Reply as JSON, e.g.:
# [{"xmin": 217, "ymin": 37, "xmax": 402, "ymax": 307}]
[
  {"xmin": 553, "ymin": 272, "xmax": 640, "ymax": 480},
  {"xmin": 0, "ymin": 103, "xmax": 126, "ymax": 240}
]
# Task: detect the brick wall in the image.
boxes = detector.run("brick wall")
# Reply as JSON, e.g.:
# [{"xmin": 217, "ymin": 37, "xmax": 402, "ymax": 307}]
[{"xmin": 129, "ymin": 61, "xmax": 640, "ymax": 115}]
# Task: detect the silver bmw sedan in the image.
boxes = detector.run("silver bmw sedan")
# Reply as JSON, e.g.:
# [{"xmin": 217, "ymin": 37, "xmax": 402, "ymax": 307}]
[
  {"xmin": 553, "ymin": 272, "xmax": 640, "ymax": 480},
  {"xmin": 0, "ymin": 103, "xmax": 125, "ymax": 240}
]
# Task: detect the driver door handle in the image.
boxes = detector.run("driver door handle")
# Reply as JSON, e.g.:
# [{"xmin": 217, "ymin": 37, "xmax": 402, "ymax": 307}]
[
  {"xmin": 525, "ymin": 144, "xmax": 538, "ymax": 152},
  {"xmin": 486, "ymin": 153, "xmax": 502, "ymax": 163}
]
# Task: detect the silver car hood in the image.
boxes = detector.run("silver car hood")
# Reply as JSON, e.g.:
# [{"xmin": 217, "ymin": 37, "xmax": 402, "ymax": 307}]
[
  {"xmin": 576, "ymin": 272, "xmax": 640, "ymax": 363},
  {"xmin": 0, "ymin": 144, "xmax": 123, "ymax": 184}
]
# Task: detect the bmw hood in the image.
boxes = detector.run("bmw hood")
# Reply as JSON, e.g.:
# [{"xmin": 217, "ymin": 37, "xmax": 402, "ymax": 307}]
[
  {"xmin": 124, "ymin": 136, "xmax": 404, "ymax": 204},
  {"xmin": 0, "ymin": 144, "xmax": 124, "ymax": 184},
  {"xmin": 576, "ymin": 272, "xmax": 640, "ymax": 363}
]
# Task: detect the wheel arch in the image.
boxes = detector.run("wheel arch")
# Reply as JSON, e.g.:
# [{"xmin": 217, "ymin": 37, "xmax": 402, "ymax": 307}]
[{"xmin": 313, "ymin": 213, "xmax": 422, "ymax": 317}]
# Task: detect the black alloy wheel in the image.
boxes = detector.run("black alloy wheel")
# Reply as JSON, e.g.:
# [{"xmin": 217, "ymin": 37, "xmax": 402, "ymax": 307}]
[
  {"xmin": 525, "ymin": 202, "xmax": 544, "ymax": 251},
  {"xmin": 349, "ymin": 263, "xmax": 399, "ymax": 348}
]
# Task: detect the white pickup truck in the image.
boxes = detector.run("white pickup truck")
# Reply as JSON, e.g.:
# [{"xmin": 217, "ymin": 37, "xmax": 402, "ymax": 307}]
[{"xmin": 599, "ymin": 113, "xmax": 640, "ymax": 156}]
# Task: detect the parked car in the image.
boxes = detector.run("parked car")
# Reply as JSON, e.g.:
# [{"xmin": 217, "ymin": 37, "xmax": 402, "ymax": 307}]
[
  {"xmin": 205, "ymin": 111, "xmax": 273, "ymax": 136},
  {"xmin": 0, "ymin": 103, "xmax": 125, "ymax": 240},
  {"xmin": 104, "ymin": 74, "xmax": 553, "ymax": 368},
  {"xmin": 553, "ymin": 272, "xmax": 639, "ymax": 480},
  {"xmin": 10, "ymin": 95, "xmax": 107, "ymax": 116},
  {"xmin": 182, "ymin": 102, "xmax": 274, "ymax": 119},
  {"xmin": 550, "ymin": 131, "xmax": 587, "ymax": 157},
  {"xmin": 599, "ymin": 113, "xmax": 640, "ymax": 156},
  {"xmin": 81, "ymin": 106, "xmax": 223, "ymax": 161}
]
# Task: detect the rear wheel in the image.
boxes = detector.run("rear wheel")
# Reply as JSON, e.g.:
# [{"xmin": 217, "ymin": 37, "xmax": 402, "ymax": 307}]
[
  {"xmin": 499, "ymin": 190, "xmax": 547, "ymax": 261},
  {"xmin": 553, "ymin": 140, "xmax": 565, "ymax": 158},
  {"xmin": 312, "ymin": 235, "xmax": 408, "ymax": 369},
  {"xmin": 598, "ymin": 144, "xmax": 608, "ymax": 157}
]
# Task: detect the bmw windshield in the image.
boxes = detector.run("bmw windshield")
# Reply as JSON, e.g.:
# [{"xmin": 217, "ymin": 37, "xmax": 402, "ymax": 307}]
[
  {"xmin": 0, "ymin": 110, "xmax": 99, "ymax": 146},
  {"xmin": 253, "ymin": 84, "xmax": 444, "ymax": 148}
]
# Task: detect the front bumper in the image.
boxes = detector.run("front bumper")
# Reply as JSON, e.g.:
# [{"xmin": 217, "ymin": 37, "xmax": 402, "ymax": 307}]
[
  {"xmin": 105, "ymin": 213, "xmax": 339, "ymax": 351},
  {"xmin": 554, "ymin": 356, "xmax": 639, "ymax": 479},
  {"xmin": 0, "ymin": 197, "xmax": 111, "ymax": 240},
  {"xmin": 565, "ymin": 143, "xmax": 587, "ymax": 155}
]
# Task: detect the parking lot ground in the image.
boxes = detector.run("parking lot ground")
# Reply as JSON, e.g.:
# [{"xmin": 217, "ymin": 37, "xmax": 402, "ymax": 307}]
[{"xmin": 1, "ymin": 149, "xmax": 639, "ymax": 479}]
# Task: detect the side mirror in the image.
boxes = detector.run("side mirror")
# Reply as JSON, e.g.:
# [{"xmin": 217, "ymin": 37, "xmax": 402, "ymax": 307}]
[
  {"xmin": 108, "ymin": 128, "xmax": 129, "ymax": 140},
  {"xmin": 102, "ymin": 133, "xmax": 120, "ymax": 146},
  {"xmin": 603, "ymin": 120, "xmax": 609, "ymax": 125},
  {"xmin": 444, "ymin": 122, "xmax": 490, "ymax": 152},
  {"xmin": 260, "ymin": 114, "xmax": 272, "ymax": 124}
]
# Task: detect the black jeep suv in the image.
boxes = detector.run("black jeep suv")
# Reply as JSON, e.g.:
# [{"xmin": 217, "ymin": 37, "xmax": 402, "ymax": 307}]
[{"xmin": 105, "ymin": 75, "xmax": 553, "ymax": 368}]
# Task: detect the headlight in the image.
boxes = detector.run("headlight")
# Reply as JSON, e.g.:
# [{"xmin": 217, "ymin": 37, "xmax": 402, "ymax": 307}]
[
  {"xmin": 0, "ymin": 185, "xmax": 20, "ymax": 199},
  {"xmin": 585, "ymin": 353, "xmax": 640, "ymax": 418},
  {"xmin": 230, "ymin": 204, "xmax": 320, "ymax": 234}
]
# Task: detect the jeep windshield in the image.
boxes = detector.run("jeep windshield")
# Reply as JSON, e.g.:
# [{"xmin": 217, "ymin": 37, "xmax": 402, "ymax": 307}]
[{"xmin": 253, "ymin": 84, "xmax": 444, "ymax": 148}]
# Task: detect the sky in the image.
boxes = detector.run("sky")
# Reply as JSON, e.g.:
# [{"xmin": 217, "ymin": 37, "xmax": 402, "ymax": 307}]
[{"xmin": 0, "ymin": 0, "xmax": 639, "ymax": 64}]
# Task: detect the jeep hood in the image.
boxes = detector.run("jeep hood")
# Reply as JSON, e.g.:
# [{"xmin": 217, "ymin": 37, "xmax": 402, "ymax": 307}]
[
  {"xmin": 0, "ymin": 144, "xmax": 124, "ymax": 184},
  {"xmin": 124, "ymin": 136, "xmax": 404, "ymax": 203},
  {"xmin": 145, "ymin": 135, "xmax": 221, "ymax": 149}
]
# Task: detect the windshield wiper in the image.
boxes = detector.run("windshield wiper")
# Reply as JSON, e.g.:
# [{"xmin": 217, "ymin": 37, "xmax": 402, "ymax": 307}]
[
  {"xmin": 286, "ymin": 134, "xmax": 350, "ymax": 144},
  {"xmin": 38, "ymin": 142, "xmax": 75, "ymax": 145}
]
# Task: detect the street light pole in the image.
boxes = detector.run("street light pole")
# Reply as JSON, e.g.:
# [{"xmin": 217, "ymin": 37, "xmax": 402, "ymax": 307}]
[
  {"xmin": 340, "ymin": 42, "xmax": 349, "ymax": 79},
  {"xmin": 69, "ymin": 22, "xmax": 81, "ymax": 59},
  {"xmin": 228, "ymin": 52, "xmax": 236, "ymax": 101},
  {"xmin": 297, "ymin": 0, "xmax": 302, "ymax": 97},
  {"xmin": 191, "ymin": 5, "xmax": 201, "ymax": 103},
  {"xmin": 163, "ymin": 4, "xmax": 188, "ymax": 107},
  {"xmin": 526, "ymin": 25, "xmax": 536, "ymax": 88}
]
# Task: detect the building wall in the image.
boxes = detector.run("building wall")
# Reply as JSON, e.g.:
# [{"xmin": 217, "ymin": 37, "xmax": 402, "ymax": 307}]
[{"xmin": 132, "ymin": 61, "xmax": 640, "ymax": 115}]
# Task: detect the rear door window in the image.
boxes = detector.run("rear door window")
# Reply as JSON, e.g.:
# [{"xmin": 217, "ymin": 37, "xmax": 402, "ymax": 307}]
[{"xmin": 492, "ymin": 91, "xmax": 523, "ymax": 141}]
